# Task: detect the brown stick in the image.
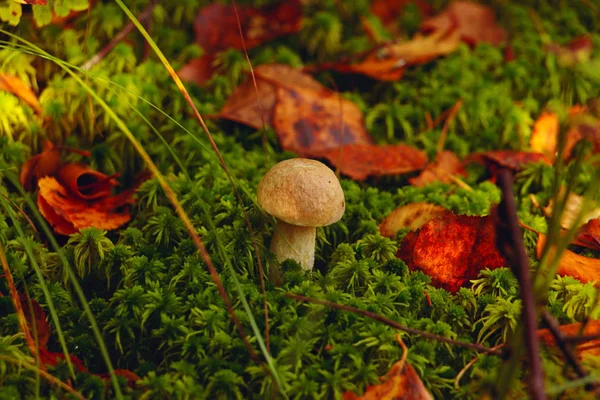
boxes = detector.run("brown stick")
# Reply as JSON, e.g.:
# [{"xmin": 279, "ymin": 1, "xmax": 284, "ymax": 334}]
[
  {"xmin": 286, "ymin": 293, "xmax": 501, "ymax": 355},
  {"xmin": 495, "ymin": 169, "xmax": 545, "ymax": 400},
  {"xmin": 81, "ymin": 1, "xmax": 157, "ymax": 71}
]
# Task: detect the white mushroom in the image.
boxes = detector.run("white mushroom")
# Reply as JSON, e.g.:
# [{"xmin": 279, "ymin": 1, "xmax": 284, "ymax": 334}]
[{"xmin": 257, "ymin": 158, "xmax": 345, "ymax": 270}]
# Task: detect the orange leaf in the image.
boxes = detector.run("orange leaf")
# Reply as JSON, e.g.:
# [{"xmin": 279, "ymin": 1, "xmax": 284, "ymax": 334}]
[
  {"xmin": 530, "ymin": 112, "xmax": 560, "ymax": 160},
  {"xmin": 397, "ymin": 213, "xmax": 506, "ymax": 292},
  {"xmin": 420, "ymin": 1, "xmax": 507, "ymax": 46},
  {"xmin": 193, "ymin": 1, "xmax": 302, "ymax": 54},
  {"xmin": 319, "ymin": 143, "xmax": 428, "ymax": 181},
  {"xmin": 536, "ymin": 234, "xmax": 600, "ymax": 285},
  {"xmin": 343, "ymin": 361, "xmax": 432, "ymax": 400},
  {"xmin": 272, "ymin": 85, "xmax": 372, "ymax": 157},
  {"xmin": 37, "ymin": 177, "xmax": 132, "ymax": 235},
  {"xmin": 56, "ymin": 163, "xmax": 120, "ymax": 201},
  {"xmin": 379, "ymin": 203, "xmax": 447, "ymax": 238},
  {"xmin": 0, "ymin": 74, "xmax": 42, "ymax": 114},
  {"xmin": 409, "ymin": 151, "xmax": 467, "ymax": 187},
  {"xmin": 220, "ymin": 64, "xmax": 323, "ymax": 129},
  {"xmin": 332, "ymin": 28, "xmax": 462, "ymax": 81},
  {"xmin": 537, "ymin": 319, "xmax": 600, "ymax": 359},
  {"xmin": 19, "ymin": 141, "xmax": 61, "ymax": 192}
]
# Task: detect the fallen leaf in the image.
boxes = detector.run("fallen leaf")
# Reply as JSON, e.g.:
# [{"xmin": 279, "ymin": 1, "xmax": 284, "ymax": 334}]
[
  {"xmin": 272, "ymin": 85, "xmax": 372, "ymax": 157},
  {"xmin": 397, "ymin": 213, "xmax": 506, "ymax": 292},
  {"xmin": 342, "ymin": 360, "xmax": 432, "ymax": 400},
  {"xmin": 530, "ymin": 112, "xmax": 560, "ymax": 160},
  {"xmin": 0, "ymin": 74, "xmax": 42, "ymax": 114},
  {"xmin": 536, "ymin": 234, "xmax": 600, "ymax": 285},
  {"xmin": 180, "ymin": 1, "xmax": 302, "ymax": 85},
  {"xmin": 18, "ymin": 293, "xmax": 49, "ymax": 349},
  {"xmin": 39, "ymin": 347, "xmax": 87, "ymax": 372},
  {"xmin": 37, "ymin": 177, "xmax": 132, "ymax": 235},
  {"xmin": 543, "ymin": 190, "xmax": 600, "ymax": 231},
  {"xmin": 537, "ymin": 319, "xmax": 600, "ymax": 358},
  {"xmin": 193, "ymin": 1, "xmax": 302, "ymax": 53},
  {"xmin": 409, "ymin": 151, "xmax": 467, "ymax": 187},
  {"xmin": 331, "ymin": 28, "xmax": 462, "ymax": 81},
  {"xmin": 220, "ymin": 64, "xmax": 323, "ymax": 129},
  {"xmin": 420, "ymin": 1, "xmax": 507, "ymax": 46},
  {"xmin": 379, "ymin": 203, "xmax": 447, "ymax": 238},
  {"xmin": 319, "ymin": 143, "xmax": 428, "ymax": 181},
  {"xmin": 466, "ymin": 150, "xmax": 551, "ymax": 175},
  {"xmin": 547, "ymin": 35, "xmax": 594, "ymax": 67},
  {"xmin": 178, "ymin": 54, "xmax": 216, "ymax": 87},
  {"xmin": 20, "ymin": 141, "xmax": 61, "ymax": 192},
  {"xmin": 573, "ymin": 218, "xmax": 600, "ymax": 251},
  {"xmin": 56, "ymin": 163, "xmax": 120, "ymax": 201},
  {"xmin": 371, "ymin": 0, "xmax": 432, "ymax": 28}
]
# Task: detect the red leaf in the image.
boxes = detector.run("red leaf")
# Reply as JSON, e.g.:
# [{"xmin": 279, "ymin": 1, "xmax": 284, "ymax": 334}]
[
  {"xmin": 39, "ymin": 347, "xmax": 88, "ymax": 373},
  {"xmin": 409, "ymin": 151, "xmax": 467, "ymax": 187},
  {"xmin": 420, "ymin": 1, "xmax": 507, "ymax": 46},
  {"xmin": 18, "ymin": 293, "xmax": 50, "ymax": 349},
  {"xmin": 466, "ymin": 150, "xmax": 551, "ymax": 175},
  {"xmin": 193, "ymin": 1, "xmax": 302, "ymax": 54},
  {"xmin": 371, "ymin": 0, "xmax": 432, "ymax": 28},
  {"xmin": 537, "ymin": 319, "xmax": 600, "ymax": 359},
  {"xmin": 319, "ymin": 143, "xmax": 428, "ymax": 181},
  {"xmin": 178, "ymin": 54, "xmax": 216, "ymax": 87},
  {"xmin": 397, "ymin": 213, "xmax": 506, "ymax": 292},
  {"xmin": 20, "ymin": 141, "xmax": 61, "ymax": 192}
]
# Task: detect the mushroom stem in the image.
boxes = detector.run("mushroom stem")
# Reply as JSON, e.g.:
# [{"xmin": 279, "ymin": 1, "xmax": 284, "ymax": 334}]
[{"xmin": 270, "ymin": 219, "xmax": 316, "ymax": 270}]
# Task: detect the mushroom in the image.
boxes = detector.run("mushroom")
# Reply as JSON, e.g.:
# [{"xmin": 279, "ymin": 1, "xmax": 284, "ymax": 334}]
[{"xmin": 257, "ymin": 158, "xmax": 345, "ymax": 270}]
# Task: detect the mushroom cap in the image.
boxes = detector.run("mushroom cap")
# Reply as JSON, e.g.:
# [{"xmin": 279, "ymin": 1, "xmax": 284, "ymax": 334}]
[{"xmin": 257, "ymin": 158, "xmax": 345, "ymax": 227}]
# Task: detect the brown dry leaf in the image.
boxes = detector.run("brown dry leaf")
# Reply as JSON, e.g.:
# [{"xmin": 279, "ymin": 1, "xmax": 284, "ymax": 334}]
[
  {"xmin": 37, "ymin": 177, "xmax": 132, "ymax": 236},
  {"xmin": 194, "ymin": 0, "xmax": 302, "ymax": 53},
  {"xmin": 0, "ymin": 74, "xmax": 42, "ymax": 114},
  {"xmin": 56, "ymin": 163, "xmax": 120, "ymax": 201},
  {"xmin": 343, "ymin": 360, "xmax": 432, "ymax": 400},
  {"xmin": 220, "ymin": 64, "xmax": 323, "ymax": 129},
  {"xmin": 397, "ymin": 213, "xmax": 506, "ymax": 292},
  {"xmin": 536, "ymin": 234, "xmax": 600, "ymax": 285},
  {"xmin": 272, "ymin": 85, "xmax": 372, "ymax": 157},
  {"xmin": 420, "ymin": 1, "xmax": 507, "ymax": 46},
  {"xmin": 543, "ymin": 190, "xmax": 600, "ymax": 231},
  {"xmin": 537, "ymin": 319, "xmax": 600, "ymax": 358},
  {"xmin": 467, "ymin": 150, "xmax": 551, "ymax": 175},
  {"xmin": 409, "ymin": 151, "xmax": 467, "ymax": 187},
  {"xmin": 379, "ymin": 203, "xmax": 447, "ymax": 238},
  {"xmin": 332, "ymin": 28, "xmax": 462, "ymax": 81},
  {"xmin": 20, "ymin": 141, "xmax": 61, "ymax": 192},
  {"xmin": 178, "ymin": 54, "xmax": 216, "ymax": 87},
  {"xmin": 319, "ymin": 143, "xmax": 428, "ymax": 181}
]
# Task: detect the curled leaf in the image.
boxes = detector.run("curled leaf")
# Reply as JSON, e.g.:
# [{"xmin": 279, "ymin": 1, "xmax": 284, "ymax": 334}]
[
  {"xmin": 56, "ymin": 163, "xmax": 120, "ymax": 201},
  {"xmin": 467, "ymin": 150, "xmax": 551, "ymax": 175},
  {"xmin": 20, "ymin": 141, "xmax": 61, "ymax": 192},
  {"xmin": 37, "ymin": 177, "xmax": 132, "ymax": 235},
  {"xmin": 319, "ymin": 143, "xmax": 428, "ymax": 181}
]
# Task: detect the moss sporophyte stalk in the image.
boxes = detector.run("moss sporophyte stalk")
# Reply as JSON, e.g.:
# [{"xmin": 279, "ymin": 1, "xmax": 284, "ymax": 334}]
[{"xmin": 1, "ymin": 0, "xmax": 600, "ymax": 399}]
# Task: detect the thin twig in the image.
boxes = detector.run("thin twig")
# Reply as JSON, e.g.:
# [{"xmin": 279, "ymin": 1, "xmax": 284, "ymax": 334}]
[
  {"xmin": 541, "ymin": 310, "xmax": 589, "ymax": 381},
  {"xmin": 436, "ymin": 99, "xmax": 463, "ymax": 154},
  {"xmin": 286, "ymin": 293, "xmax": 501, "ymax": 355},
  {"xmin": 81, "ymin": 1, "xmax": 157, "ymax": 71},
  {"xmin": 564, "ymin": 332, "xmax": 600, "ymax": 343},
  {"xmin": 495, "ymin": 169, "xmax": 545, "ymax": 400},
  {"xmin": 0, "ymin": 354, "xmax": 86, "ymax": 400},
  {"xmin": 231, "ymin": 0, "xmax": 271, "ymax": 354},
  {"xmin": 454, "ymin": 344, "xmax": 504, "ymax": 389}
]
